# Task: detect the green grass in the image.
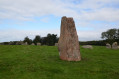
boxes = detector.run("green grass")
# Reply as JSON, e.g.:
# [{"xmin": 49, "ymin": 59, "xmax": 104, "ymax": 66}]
[{"xmin": 0, "ymin": 45, "xmax": 119, "ymax": 79}]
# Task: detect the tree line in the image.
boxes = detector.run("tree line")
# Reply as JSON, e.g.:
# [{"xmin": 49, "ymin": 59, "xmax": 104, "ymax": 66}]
[
  {"xmin": 0, "ymin": 33, "xmax": 58, "ymax": 46},
  {"xmin": 23, "ymin": 33, "xmax": 59, "ymax": 46},
  {"xmin": 1, "ymin": 28, "xmax": 119, "ymax": 46},
  {"xmin": 80, "ymin": 28, "xmax": 119, "ymax": 46},
  {"xmin": 19, "ymin": 28, "xmax": 119, "ymax": 46}
]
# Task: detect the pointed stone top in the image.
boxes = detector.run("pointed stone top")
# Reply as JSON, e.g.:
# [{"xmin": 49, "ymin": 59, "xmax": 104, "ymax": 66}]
[
  {"xmin": 62, "ymin": 16, "xmax": 74, "ymax": 23},
  {"xmin": 62, "ymin": 16, "xmax": 73, "ymax": 19},
  {"xmin": 62, "ymin": 16, "xmax": 67, "ymax": 18}
]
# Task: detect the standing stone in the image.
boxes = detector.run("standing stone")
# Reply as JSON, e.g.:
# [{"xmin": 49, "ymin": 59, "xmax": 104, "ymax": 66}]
[
  {"xmin": 106, "ymin": 43, "xmax": 111, "ymax": 49},
  {"xmin": 58, "ymin": 16, "xmax": 81, "ymax": 61},
  {"xmin": 16, "ymin": 42, "xmax": 19, "ymax": 45},
  {"xmin": 112, "ymin": 42, "xmax": 118, "ymax": 49},
  {"xmin": 55, "ymin": 43, "xmax": 58, "ymax": 46},
  {"xmin": 9, "ymin": 41, "xmax": 13, "ymax": 45},
  {"xmin": 82, "ymin": 45, "xmax": 93, "ymax": 49},
  {"xmin": 19, "ymin": 41, "xmax": 24, "ymax": 45},
  {"xmin": 37, "ymin": 43, "xmax": 41, "ymax": 46},
  {"xmin": 25, "ymin": 42, "xmax": 28, "ymax": 45},
  {"xmin": 31, "ymin": 43, "xmax": 35, "ymax": 45},
  {"xmin": 17, "ymin": 41, "xmax": 24, "ymax": 45},
  {"xmin": 22, "ymin": 42, "xmax": 28, "ymax": 45}
]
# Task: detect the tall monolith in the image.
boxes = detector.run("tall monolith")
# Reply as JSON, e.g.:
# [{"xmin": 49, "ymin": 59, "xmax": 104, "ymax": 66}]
[{"xmin": 58, "ymin": 16, "xmax": 81, "ymax": 61}]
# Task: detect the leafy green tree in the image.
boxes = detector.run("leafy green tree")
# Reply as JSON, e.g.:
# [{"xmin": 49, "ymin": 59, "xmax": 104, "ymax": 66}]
[
  {"xmin": 33, "ymin": 35, "xmax": 41, "ymax": 45},
  {"xmin": 41, "ymin": 33, "xmax": 58, "ymax": 46},
  {"xmin": 116, "ymin": 29, "xmax": 119, "ymax": 39},
  {"xmin": 101, "ymin": 28, "xmax": 119, "ymax": 44},
  {"xmin": 23, "ymin": 36, "xmax": 32, "ymax": 45},
  {"xmin": 46, "ymin": 34, "xmax": 58, "ymax": 46},
  {"xmin": 101, "ymin": 28, "xmax": 117, "ymax": 40}
]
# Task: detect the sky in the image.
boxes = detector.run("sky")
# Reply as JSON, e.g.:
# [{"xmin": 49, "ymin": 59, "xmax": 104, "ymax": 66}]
[{"xmin": 0, "ymin": 0, "xmax": 119, "ymax": 42}]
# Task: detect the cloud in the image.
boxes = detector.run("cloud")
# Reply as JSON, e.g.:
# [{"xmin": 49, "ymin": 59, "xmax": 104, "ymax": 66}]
[
  {"xmin": 0, "ymin": 29, "xmax": 60, "ymax": 42},
  {"xmin": 0, "ymin": 0, "xmax": 119, "ymax": 22},
  {"xmin": 79, "ymin": 8, "xmax": 119, "ymax": 22},
  {"xmin": 0, "ymin": 28, "xmax": 104, "ymax": 42},
  {"xmin": 0, "ymin": 0, "xmax": 78, "ymax": 21},
  {"xmin": 78, "ymin": 30, "xmax": 103, "ymax": 41},
  {"xmin": 0, "ymin": 0, "xmax": 119, "ymax": 42}
]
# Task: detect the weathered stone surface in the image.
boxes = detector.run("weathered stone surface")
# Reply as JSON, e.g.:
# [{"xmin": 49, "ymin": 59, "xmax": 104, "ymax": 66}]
[
  {"xmin": 55, "ymin": 43, "xmax": 58, "ymax": 46},
  {"xmin": 82, "ymin": 45, "xmax": 93, "ymax": 49},
  {"xmin": 37, "ymin": 43, "xmax": 41, "ymax": 46},
  {"xmin": 106, "ymin": 43, "xmax": 111, "ymax": 49},
  {"xmin": 58, "ymin": 16, "xmax": 81, "ymax": 61},
  {"xmin": 112, "ymin": 42, "xmax": 118, "ymax": 49}
]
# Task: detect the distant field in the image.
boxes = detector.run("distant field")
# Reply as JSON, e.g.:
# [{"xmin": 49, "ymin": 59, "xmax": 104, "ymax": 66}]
[{"xmin": 0, "ymin": 45, "xmax": 119, "ymax": 79}]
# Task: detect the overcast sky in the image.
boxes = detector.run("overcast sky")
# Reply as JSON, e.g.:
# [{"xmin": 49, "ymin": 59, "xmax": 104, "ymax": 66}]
[{"xmin": 0, "ymin": 0, "xmax": 119, "ymax": 42}]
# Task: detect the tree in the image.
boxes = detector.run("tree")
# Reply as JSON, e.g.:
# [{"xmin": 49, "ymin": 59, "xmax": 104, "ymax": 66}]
[
  {"xmin": 101, "ymin": 28, "xmax": 117, "ymax": 40},
  {"xmin": 33, "ymin": 35, "xmax": 41, "ymax": 45},
  {"xmin": 101, "ymin": 28, "xmax": 119, "ymax": 44},
  {"xmin": 41, "ymin": 33, "xmax": 58, "ymax": 46},
  {"xmin": 23, "ymin": 36, "xmax": 32, "ymax": 45},
  {"xmin": 116, "ymin": 29, "xmax": 119, "ymax": 39},
  {"xmin": 41, "ymin": 37, "xmax": 47, "ymax": 45},
  {"xmin": 46, "ymin": 33, "xmax": 58, "ymax": 46}
]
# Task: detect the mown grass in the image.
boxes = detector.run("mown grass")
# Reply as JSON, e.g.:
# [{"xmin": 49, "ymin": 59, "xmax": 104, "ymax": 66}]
[{"xmin": 0, "ymin": 45, "xmax": 119, "ymax": 79}]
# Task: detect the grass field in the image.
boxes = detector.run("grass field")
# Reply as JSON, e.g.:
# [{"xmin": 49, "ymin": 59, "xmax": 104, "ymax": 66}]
[{"xmin": 0, "ymin": 45, "xmax": 119, "ymax": 79}]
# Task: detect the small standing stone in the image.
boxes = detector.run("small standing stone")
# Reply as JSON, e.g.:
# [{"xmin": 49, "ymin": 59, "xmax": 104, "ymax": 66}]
[
  {"xmin": 31, "ymin": 43, "xmax": 35, "ymax": 45},
  {"xmin": 37, "ymin": 43, "xmax": 41, "ymax": 46},
  {"xmin": 82, "ymin": 45, "xmax": 93, "ymax": 49},
  {"xmin": 16, "ymin": 42, "xmax": 19, "ymax": 45},
  {"xmin": 9, "ymin": 41, "xmax": 13, "ymax": 45},
  {"xmin": 55, "ymin": 43, "xmax": 58, "ymax": 46},
  {"xmin": 25, "ymin": 42, "xmax": 28, "ymax": 45},
  {"xmin": 112, "ymin": 42, "xmax": 118, "ymax": 49},
  {"xmin": 22, "ymin": 42, "xmax": 28, "ymax": 45},
  {"xmin": 58, "ymin": 16, "xmax": 81, "ymax": 61},
  {"xmin": 106, "ymin": 43, "xmax": 111, "ymax": 49}
]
